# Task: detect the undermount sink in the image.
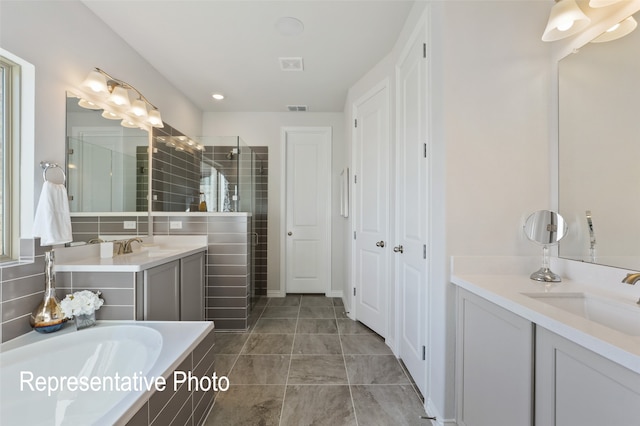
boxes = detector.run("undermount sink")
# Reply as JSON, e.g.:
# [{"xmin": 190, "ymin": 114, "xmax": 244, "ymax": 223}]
[
  {"xmin": 523, "ymin": 292, "xmax": 640, "ymax": 337},
  {"xmin": 130, "ymin": 248, "xmax": 181, "ymax": 258}
]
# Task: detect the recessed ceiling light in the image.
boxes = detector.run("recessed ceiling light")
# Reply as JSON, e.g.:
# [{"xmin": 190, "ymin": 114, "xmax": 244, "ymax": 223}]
[
  {"xmin": 275, "ymin": 17, "xmax": 304, "ymax": 36},
  {"xmin": 212, "ymin": 93, "xmax": 225, "ymax": 100}
]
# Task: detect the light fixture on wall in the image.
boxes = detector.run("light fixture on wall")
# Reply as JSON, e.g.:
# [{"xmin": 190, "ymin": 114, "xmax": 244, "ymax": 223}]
[
  {"xmin": 591, "ymin": 15, "xmax": 638, "ymax": 42},
  {"xmin": 77, "ymin": 68, "xmax": 163, "ymax": 130},
  {"xmin": 542, "ymin": 0, "xmax": 591, "ymax": 42}
]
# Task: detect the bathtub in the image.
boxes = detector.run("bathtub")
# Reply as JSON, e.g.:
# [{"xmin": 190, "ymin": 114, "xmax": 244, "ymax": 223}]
[{"xmin": 0, "ymin": 320, "xmax": 215, "ymax": 426}]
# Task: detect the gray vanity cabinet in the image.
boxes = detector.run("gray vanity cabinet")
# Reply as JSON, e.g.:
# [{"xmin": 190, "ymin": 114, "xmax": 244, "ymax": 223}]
[
  {"xmin": 139, "ymin": 250, "xmax": 206, "ymax": 321},
  {"xmin": 143, "ymin": 260, "xmax": 181, "ymax": 321},
  {"xmin": 456, "ymin": 288, "xmax": 534, "ymax": 426},
  {"xmin": 180, "ymin": 252, "xmax": 205, "ymax": 321}
]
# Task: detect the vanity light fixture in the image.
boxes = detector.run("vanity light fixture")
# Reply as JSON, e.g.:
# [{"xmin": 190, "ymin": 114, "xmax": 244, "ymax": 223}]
[
  {"xmin": 542, "ymin": 0, "xmax": 591, "ymax": 42},
  {"xmin": 591, "ymin": 15, "xmax": 638, "ymax": 42},
  {"xmin": 78, "ymin": 67, "xmax": 163, "ymax": 130}
]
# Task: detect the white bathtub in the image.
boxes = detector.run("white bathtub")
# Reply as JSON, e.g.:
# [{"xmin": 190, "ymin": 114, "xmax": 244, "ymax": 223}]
[{"xmin": 0, "ymin": 321, "xmax": 213, "ymax": 426}]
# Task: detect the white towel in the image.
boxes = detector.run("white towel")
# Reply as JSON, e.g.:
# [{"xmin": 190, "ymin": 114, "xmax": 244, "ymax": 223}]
[{"xmin": 33, "ymin": 181, "xmax": 73, "ymax": 246}]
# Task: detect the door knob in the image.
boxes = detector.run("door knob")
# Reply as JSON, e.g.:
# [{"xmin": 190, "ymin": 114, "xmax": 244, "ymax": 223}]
[
  {"xmin": 288, "ymin": 231, "xmax": 293, "ymax": 236},
  {"xmin": 376, "ymin": 241, "xmax": 385, "ymax": 248},
  {"xmin": 393, "ymin": 245, "xmax": 404, "ymax": 253}
]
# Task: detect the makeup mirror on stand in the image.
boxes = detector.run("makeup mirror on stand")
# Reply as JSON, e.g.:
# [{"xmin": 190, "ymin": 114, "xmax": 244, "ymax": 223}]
[{"xmin": 524, "ymin": 210, "xmax": 568, "ymax": 282}]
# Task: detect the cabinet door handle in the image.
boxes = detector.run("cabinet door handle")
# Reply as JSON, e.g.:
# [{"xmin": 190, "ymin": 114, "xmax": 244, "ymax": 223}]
[
  {"xmin": 288, "ymin": 231, "xmax": 293, "ymax": 236},
  {"xmin": 376, "ymin": 241, "xmax": 385, "ymax": 248},
  {"xmin": 393, "ymin": 245, "xmax": 404, "ymax": 253}
]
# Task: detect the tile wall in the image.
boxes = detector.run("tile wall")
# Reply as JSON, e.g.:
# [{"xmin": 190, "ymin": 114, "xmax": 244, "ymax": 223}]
[
  {"xmin": 151, "ymin": 140, "xmax": 203, "ymax": 212},
  {"xmin": 56, "ymin": 270, "xmax": 139, "ymax": 321},
  {"xmin": 70, "ymin": 215, "xmax": 149, "ymax": 242},
  {"xmin": 251, "ymin": 147, "xmax": 268, "ymax": 297},
  {"xmin": 0, "ymin": 237, "xmax": 144, "ymax": 343},
  {"xmin": 125, "ymin": 325, "xmax": 216, "ymax": 426},
  {"xmin": 0, "ymin": 238, "xmax": 47, "ymax": 342},
  {"xmin": 153, "ymin": 214, "xmax": 252, "ymax": 331}
]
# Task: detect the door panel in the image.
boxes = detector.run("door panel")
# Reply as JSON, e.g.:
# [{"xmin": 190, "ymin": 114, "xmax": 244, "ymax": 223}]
[
  {"xmin": 396, "ymin": 22, "xmax": 428, "ymax": 394},
  {"xmin": 353, "ymin": 83, "xmax": 389, "ymax": 337},
  {"xmin": 284, "ymin": 128, "xmax": 331, "ymax": 294}
]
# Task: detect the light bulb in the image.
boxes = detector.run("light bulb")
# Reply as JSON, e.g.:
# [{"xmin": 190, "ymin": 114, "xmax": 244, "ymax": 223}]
[
  {"xmin": 101, "ymin": 110, "xmax": 120, "ymax": 120},
  {"xmin": 131, "ymin": 99, "xmax": 148, "ymax": 117},
  {"xmin": 147, "ymin": 109, "xmax": 164, "ymax": 127},
  {"xmin": 557, "ymin": 19, "xmax": 574, "ymax": 32},
  {"xmin": 82, "ymin": 70, "xmax": 108, "ymax": 93},
  {"xmin": 108, "ymin": 86, "xmax": 131, "ymax": 107}
]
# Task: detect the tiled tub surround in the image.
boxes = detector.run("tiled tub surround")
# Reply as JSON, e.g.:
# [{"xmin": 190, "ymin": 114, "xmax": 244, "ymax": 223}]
[
  {"xmin": 0, "ymin": 321, "xmax": 215, "ymax": 426},
  {"xmin": 0, "ymin": 238, "xmax": 48, "ymax": 342},
  {"xmin": 153, "ymin": 213, "xmax": 253, "ymax": 330}
]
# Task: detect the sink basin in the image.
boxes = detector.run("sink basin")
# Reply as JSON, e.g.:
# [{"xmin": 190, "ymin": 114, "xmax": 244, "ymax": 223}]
[
  {"xmin": 523, "ymin": 292, "xmax": 640, "ymax": 336},
  {"xmin": 143, "ymin": 249, "xmax": 180, "ymax": 258},
  {"xmin": 123, "ymin": 248, "xmax": 180, "ymax": 258}
]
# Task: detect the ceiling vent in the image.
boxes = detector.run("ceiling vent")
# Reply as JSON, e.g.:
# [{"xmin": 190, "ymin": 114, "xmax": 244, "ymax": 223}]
[
  {"xmin": 287, "ymin": 105, "xmax": 308, "ymax": 112},
  {"xmin": 279, "ymin": 57, "xmax": 304, "ymax": 71}
]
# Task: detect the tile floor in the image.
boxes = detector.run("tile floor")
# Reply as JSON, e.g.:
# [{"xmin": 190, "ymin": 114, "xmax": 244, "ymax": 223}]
[{"xmin": 204, "ymin": 294, "xmax": 431, "ymax": 426}]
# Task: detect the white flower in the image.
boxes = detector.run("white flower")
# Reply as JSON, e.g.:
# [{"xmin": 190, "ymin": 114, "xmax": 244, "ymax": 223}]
[{"xmin": 60, "ymin": 290, "xmax": 104, "ymax": 319}]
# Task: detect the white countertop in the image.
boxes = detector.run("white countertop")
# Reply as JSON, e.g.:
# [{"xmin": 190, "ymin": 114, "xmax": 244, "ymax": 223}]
[
  {"xmin": 54, "ymin": 236, "xmax": 207, "ymax": 272},
  {"xmin": 451, "ymin": 272, "xmax": 640, "ymax": 374}
]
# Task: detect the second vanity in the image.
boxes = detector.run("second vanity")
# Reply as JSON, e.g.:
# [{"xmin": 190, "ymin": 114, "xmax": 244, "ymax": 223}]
[
  {"xmin": 451, "ymin": 257, "xmax": 640, "ymax": 426},
  {"xmin": 54, "ymin": 236, "xmax": 207, "ymax": 322}
]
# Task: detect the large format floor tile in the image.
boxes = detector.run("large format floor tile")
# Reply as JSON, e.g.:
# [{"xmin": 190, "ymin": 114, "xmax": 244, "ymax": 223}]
[
  {"xmin": 204, "ymin": 385, "xmax": 284, "ymax": 426},
  {"xmin": 281, "ymin": 385, "xmax": 356, "ymax": 426},
  {"xmin": 206, "ymin": 294, "xmax": 429, "ymax": 425}
]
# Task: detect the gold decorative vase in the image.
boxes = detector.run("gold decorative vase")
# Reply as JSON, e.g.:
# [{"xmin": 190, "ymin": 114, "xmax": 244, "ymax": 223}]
[{"xmin": 30, "ymin": 250, "xmax": 67, "ymax": 333}]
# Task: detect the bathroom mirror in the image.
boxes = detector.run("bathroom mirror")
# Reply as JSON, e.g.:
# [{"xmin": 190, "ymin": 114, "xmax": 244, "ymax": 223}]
[
  {"xmin": 524, "ymin": 210, "xmax": 567, "ymax": 282},
  {"xmin": 558, "ymin": 10, "xmax": 640, "ymax": 271},
  {"xmin": 65, "ymin": 93, "xmax": 149, "ymax": 213}
]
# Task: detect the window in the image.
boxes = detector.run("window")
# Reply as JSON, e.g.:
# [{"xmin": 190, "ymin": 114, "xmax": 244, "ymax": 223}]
[{"xmin": 1, "ymin": 56, "xmax": 18, "ymax": 261}]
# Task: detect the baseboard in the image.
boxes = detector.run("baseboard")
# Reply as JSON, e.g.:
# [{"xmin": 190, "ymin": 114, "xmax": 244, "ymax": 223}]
[
  {"xmin": 267, "ymin": 290, "xmax": 343, "ymax": 298},
  {"xmin": 426, "ymin": 399, "xmax": 457, "ymax": 426},
  {"xmin": 267, "ymin": 289, "xmax": 285, "ymax": 298},
  {"xmin": 326, "ymin": 289, "xmax": 343, "ymax": 298}
]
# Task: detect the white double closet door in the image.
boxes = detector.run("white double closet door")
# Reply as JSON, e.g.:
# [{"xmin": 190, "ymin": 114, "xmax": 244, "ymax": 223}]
[{"xmin": 352, "ymin": 19, "xmax": 429, "ymax": 396}]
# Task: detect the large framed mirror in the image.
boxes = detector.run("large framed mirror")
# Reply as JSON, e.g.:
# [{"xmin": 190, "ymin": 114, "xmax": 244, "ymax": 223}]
[{"xmin": 558, "ymin": 10, "xmax": 640, "ymax": 271}]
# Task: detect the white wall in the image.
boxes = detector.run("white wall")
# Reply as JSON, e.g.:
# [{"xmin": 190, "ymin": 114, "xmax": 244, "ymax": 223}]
[
  {"xmin": 201, "ymin": 112, "xmax": 345, "ymax": 296},
  {"xmin": 0, "ymin": 0, "xmax": 202, "ymax": 232},
  {"xmin": 430, "ymin": 1, "xmax": 552, "ymax": 421}
]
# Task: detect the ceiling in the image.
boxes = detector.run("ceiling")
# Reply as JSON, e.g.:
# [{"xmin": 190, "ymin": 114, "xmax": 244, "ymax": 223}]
[{"xmin": 81, "ymin": 0, "xmax": 415, "ymax": 113}]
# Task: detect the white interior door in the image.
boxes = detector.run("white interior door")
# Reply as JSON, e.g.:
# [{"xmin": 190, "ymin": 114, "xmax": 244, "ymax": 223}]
[
  {"xmin": 283, "ymin": 127, "xmax": 331, "ymax": 294},
  {"xmin": 396, "ymin": 22, "xmax": 428, "ymax": 395},
  {"xmin": 353, "ymin": 82, "xmax": 389, "ymax": 337}
]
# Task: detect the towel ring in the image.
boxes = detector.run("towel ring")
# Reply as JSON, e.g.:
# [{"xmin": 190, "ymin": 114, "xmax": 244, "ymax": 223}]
[{"xmin": 40, "ymin": 161, "xmax": 66, "ymax": 184}]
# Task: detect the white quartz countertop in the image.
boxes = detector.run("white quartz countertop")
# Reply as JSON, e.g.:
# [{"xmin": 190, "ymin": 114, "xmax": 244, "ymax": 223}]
[
  {"xmin": 451, "ymin": 273, "xmax": 640, "ymax": 374},
  {"xmin": 54, "ymin": 236, "xmax": 207, "ymax": 272}
]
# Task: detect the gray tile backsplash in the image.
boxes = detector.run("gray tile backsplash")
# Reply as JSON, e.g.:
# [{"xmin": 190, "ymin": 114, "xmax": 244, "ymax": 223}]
[
  {"xmin": 1, "ymin": 238, "xmax": 48, "ymax": 342},
  {"xmin": 155, "ymin": 214, "xmax": 252, "ymax": 331}
]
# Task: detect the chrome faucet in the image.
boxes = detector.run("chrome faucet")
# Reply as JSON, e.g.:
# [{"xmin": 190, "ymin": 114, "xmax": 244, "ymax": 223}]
[{"xmin": 122, "ymin": 238, "xmax": 143, "ymax": 254}]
